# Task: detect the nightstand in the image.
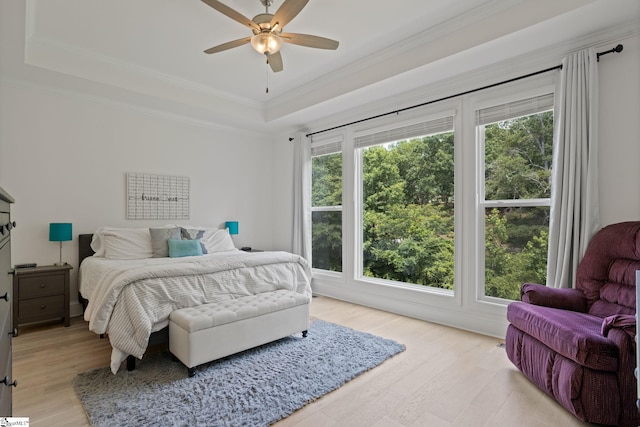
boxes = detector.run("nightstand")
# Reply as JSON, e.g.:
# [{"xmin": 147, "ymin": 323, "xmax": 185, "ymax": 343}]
[{"xmin": 12, "ymin": 264, "xmax": 72, "ymax": 329}]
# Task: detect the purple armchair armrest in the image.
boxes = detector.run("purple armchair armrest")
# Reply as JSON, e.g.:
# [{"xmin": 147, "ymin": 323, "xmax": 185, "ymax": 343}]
[
  {"xmin": 520, "ymin": 283, "xmax": 587, "ymax": 312},
  {"xmin": 602, "ymin": 314, "xmax": 636, "ymax": 339}
]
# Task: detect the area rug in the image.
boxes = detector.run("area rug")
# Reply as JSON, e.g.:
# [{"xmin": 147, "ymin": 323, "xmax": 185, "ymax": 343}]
[{"xmin": 72, "ymin": 319, "xmax": 405, "ymax": 427}]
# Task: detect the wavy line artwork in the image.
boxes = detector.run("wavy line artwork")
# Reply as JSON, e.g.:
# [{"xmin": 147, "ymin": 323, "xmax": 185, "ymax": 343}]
[{"xmin": 126, "ymin": 173, "xmax": 190, "ymax": 220}]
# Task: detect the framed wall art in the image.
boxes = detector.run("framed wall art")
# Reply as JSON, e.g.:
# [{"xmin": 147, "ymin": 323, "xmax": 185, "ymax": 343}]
[{"xmin": 126, "ymin": 173, "xmax": 190, "ymax": 220}]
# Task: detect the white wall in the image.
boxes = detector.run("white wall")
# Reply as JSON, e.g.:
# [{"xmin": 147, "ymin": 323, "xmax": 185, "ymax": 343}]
[
  {"xmin": 598, "ymin": 34, "xmax": 640, "ymax": 225},
  {"xmin": 271, "ymin": 135, "xmax": 296, "ymax": 252},
  {"xmin": 0, "ymin": 80, "xmax": 275, "ymax": 316}
]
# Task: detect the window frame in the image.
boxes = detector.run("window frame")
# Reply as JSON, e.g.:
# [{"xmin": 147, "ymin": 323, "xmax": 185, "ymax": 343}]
[
  {"xmin": 306, "ymin": 75, "xmax": 558, "ymax": 313},
  {"xmin": 310, "ymin": 133, "xmax": 344, "ymax": 275},
  {"xmin": 352, "ymin": 111, "xmax": 458, "ymax": 293},
  {"xmin": 472, "ymin": 82, "xmax": 556, "ymax": 305}
]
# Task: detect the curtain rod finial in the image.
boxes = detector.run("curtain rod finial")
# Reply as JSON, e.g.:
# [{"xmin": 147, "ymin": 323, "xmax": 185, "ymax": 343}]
[{"xmin": 597, "ymin": 43, "xmax": 623, "ymax": 61}]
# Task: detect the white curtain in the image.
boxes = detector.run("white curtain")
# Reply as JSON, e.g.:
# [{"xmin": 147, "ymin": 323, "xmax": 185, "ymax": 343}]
[
  {"xmin": 546, "ymin": 48, "xmax": 600, "ymax": 289},
  {"xmin": 291, "ymin": 132, "xmax": 311, "ymax": 261}
]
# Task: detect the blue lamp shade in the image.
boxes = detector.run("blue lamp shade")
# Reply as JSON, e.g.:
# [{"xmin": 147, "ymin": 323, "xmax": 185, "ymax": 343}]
[
  {"xmin": 49, "ymin": 223, "xmax": 72, "ymax": 266},
  {"xmin": 49, "ymin": 223, "xmax": 72, "ymax": 242},
  {"xmin": 225, "ymin": 221, "xmax": 239, "ymax": 235}
]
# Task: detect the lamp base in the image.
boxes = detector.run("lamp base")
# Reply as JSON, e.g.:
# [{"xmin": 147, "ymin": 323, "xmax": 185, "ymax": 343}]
[{"xmin": 54, "ymin": 261, "xmax": 67, "ymax": 266}]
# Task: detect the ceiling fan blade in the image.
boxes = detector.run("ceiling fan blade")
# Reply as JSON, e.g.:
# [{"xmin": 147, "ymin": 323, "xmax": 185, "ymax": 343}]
[
  {"xmin": 204, "ymin": 37, "xmax": 251, "ymax": 54},
  {"xmin": 281, "ymin": 33, "xmax": 339, "ymax": 50},
  {"xmin": 201, "ymin": 0, "xmax": 260, "ymax": 32},
  {"xmin": 270, "ymin": 0, "xmax": 309, "ymax": 30},
  {"xmin": 268, "ymin": 51, "xmax": 284, "ymax": 73}
]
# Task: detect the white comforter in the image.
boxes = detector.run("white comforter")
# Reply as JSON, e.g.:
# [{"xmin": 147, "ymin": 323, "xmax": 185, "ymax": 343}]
[{"xmin": 79, "ymin": 250, "xmax": 312, "ymax": 373}]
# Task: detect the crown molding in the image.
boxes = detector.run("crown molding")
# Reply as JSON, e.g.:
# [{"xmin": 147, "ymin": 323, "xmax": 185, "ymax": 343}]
[
  {"xmin": 288, "ymin": 18, "xmax": 639, "ymax": 138},
  {"xmin": 16, "ymin": 0, "xmax": 637, "ymax": 136},
  {"xmin": 3, "ymin": 0, "xmax": 265, "ymax": 132},
  {"xmin": 23, "ymin": 0, "xmax": 261, "ymax": 110},
  {"xmin": 0, "ymin": 75, "xmax": 267, "ymax": 138},
  {"xmin": 26, "ymin": 34, "xmax": 262, "ymax": 106},
  {"xmin": 264, "ymin": 0, "xmax": 518, "ymax": 122}
]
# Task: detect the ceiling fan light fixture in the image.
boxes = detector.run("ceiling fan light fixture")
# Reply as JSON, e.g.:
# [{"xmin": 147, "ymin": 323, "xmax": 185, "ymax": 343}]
[
  {"xmin": 251, "ymin": 32, "xmax": 282, "ymax": 55},
  {"xmin": 202, "ymin": 0, "xmax": 339, "ymax": 73}
]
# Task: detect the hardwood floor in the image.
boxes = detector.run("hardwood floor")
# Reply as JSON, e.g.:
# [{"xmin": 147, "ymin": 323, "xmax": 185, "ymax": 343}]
[{"xmin": 12, "ymin": 296, "xmax": 590, "ymax": 426}]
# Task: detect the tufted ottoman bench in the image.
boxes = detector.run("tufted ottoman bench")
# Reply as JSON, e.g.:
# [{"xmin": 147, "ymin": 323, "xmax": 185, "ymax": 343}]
[{"xmin": 169, "ymin": 289, "xmax": 310, "ymax": 376}]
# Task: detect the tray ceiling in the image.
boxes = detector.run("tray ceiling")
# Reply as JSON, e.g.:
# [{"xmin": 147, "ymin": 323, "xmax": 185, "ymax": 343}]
[{"xmin": 2, "ymin": 0, "xmax": 638, "ymax": 132}]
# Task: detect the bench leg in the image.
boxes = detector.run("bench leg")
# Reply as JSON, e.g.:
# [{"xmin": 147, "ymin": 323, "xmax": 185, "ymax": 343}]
[
  {"xmin": 302, "ymin": 330, "xmax": 308, "ymax": 338},
  {"xmin": 188, "ymin": 367, "xmax": 196, "ymax": 377}
]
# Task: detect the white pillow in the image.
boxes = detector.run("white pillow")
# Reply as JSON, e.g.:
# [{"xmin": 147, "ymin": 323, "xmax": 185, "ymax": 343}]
[
  {"xmin": 91, "ymin": 227, "xmax": 152, "ymax": 259},
  {"xmin": 202, "ymin": 228, "xmax": 236, "ymax": 253},
  {"xmin": 149, "ymin": 227, "xmax": 181, "ymax": 257},
  {"xmin": 90, "ymin": 227, "xmax": 120, "ymax": 257}
]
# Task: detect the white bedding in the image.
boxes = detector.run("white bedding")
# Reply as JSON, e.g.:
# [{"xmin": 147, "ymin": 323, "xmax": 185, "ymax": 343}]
[{"xmin": 79, "ymin": 250, "xmax": 312, "ymax": 373}]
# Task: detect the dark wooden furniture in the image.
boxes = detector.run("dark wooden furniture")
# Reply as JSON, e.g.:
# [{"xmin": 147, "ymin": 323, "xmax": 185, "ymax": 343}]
[
  {"xmin": 12, "ymin": 264, "xmax": 72, "ymax": 329},
  {"xmin": 0, "ymin": 186, "xmax": 16, "ymax": 416}
]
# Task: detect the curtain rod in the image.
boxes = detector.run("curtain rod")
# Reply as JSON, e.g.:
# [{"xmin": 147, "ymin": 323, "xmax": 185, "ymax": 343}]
[{"xmin": 306, "ymin": 44, "xmax": 623, "ymax": 138}]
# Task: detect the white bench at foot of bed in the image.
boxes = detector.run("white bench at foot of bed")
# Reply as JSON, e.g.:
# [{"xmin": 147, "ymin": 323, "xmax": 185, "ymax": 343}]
[{"xmin": 169, "ymin": 289, "xmax": 311, "ymax": 377}]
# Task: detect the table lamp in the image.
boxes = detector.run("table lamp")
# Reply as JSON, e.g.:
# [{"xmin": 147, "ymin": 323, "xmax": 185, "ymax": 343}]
[
  {"xmin": 225, "ymin": 221, "xmax": 239, "ymax": 235},
  {"xmin": 49, "ymin": 223, "xmax": 72, "ymax": 266}
]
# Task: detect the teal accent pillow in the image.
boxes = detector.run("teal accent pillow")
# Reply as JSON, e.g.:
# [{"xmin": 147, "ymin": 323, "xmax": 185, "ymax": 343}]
[{"xmin": 168, "ymin": 238, "xmax": 203, "ymax": 258}]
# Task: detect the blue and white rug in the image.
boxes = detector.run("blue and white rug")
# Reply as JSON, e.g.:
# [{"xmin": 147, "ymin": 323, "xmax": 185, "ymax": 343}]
[{"xmin": 73, "ymin": 319, "xmax": 405, "ymax": 426}]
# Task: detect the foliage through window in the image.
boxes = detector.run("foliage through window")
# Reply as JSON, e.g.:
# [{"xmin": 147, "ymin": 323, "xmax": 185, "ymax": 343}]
[
  {"xmin": 357, "ymin": 116, "xmax": 455, "ymax": 289},
  {"xmin": 311, "ymin": 143, "xmax": 342, "ymax": 272},
  {"xmin": 308, "ymin": 85, "xmax": 555, "ymax": 306},
  {"xmin": 478, "ymin": 93, "xmax": 554, "ymax": 300}
]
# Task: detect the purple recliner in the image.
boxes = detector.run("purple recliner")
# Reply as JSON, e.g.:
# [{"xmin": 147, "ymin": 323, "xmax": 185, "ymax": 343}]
[{"xmin": 506, "ymin": 221, "xmax": 640, "ymax": 427}]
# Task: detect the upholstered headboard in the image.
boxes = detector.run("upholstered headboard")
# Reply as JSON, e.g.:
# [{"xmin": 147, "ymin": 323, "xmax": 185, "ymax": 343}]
[{"xmin": 79, "ymin": 233, "xmax": 95, "ymax": 265}]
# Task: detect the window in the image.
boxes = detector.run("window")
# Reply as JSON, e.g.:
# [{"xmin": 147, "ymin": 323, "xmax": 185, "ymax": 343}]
[
  {"xmin": 355, "ymin": 115, "xmax": 455, "ymax": 289},
  {"xmin": 477, "ymin": 93, "xmax": 554, "ymax": 300},
  {"xmin": 306, "ymin": 76, "xmax": 556, "ymax": 311},
  {"xmin": 311, "ymin": 136, "xmax": 342, "ymax": 272}
]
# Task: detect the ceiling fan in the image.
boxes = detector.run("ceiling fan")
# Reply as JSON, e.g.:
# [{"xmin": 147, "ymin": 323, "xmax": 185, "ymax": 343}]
[{"xmin": 201, "ymin": 0, "xmax": 339, "ymax": 73}]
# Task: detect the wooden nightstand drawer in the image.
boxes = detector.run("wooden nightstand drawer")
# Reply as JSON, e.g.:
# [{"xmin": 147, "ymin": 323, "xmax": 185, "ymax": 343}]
[
  {"xmin": 18, "ymin": 295, "xmax": 64, "ymax": 319},
  {"xmin": 13, "ymin": 264, "xmax": 72, "ymax": 328},
  {"xmin": 18, "ymin": 274, "xmax": 65, "ymax": 298}
]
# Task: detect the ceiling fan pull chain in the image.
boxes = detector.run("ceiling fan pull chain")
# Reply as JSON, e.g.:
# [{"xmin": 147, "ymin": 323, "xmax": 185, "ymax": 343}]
[{"xmin": 266, "ymin": 56, "xmax": 270, "ymax": 94}]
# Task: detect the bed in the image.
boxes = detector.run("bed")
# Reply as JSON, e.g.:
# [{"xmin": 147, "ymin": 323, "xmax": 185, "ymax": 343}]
[{"xmin": 78, "ymin": 226, "xmax": 312, "ymax": 374}]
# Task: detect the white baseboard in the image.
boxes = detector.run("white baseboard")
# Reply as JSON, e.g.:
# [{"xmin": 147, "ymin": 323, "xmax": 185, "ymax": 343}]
[
  {"xmin": 70, "ymin": 300, "xmax": 83, "ymax": 318},
  {"xmin": 312, "ymin": 279, "xmax": 509, "ymax": 339}
]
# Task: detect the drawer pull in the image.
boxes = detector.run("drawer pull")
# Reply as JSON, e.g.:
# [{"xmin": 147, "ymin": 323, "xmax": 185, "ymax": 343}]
[
  {"xmin": 40, "ymin": 304, "xmax": 46, "ymax": 310},
  {"xmin": 0, "ymin": 292, "xmax": 8, "ymax": 301},
  {"xmin": 8, "ymin": 328, "xmax": 17, "ymax": 338},
  {"xmin": 1, "ymin": 376, "xmax": 17, "ymax": 388},
  {"xmin": 40, "ymin": 283, "xmax": 46, "ymax": 288}
]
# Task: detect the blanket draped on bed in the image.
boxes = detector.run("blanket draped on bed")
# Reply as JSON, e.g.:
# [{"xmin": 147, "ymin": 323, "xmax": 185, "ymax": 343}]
[{"xmin": 81, "ymin": 251, "xmax": 312, "ymax": 373}]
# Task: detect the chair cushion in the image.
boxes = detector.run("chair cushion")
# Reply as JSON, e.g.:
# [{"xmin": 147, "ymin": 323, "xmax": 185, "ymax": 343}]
[{"xmin": 507, "ymin": 301, "xmax": 619, "ymax": 372}]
